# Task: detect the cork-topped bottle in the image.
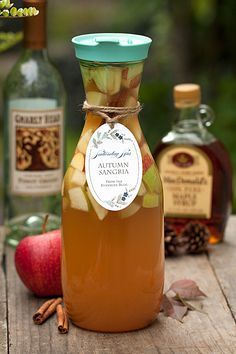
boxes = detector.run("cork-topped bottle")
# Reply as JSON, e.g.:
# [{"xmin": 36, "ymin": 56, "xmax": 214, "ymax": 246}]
[
  {"xmin": 154, "ymin": 84, "xmax": 232, "ymax": 256},
  {"xmin": 3, "ymin": 0, "xmax": 66, "ymax": 246}
]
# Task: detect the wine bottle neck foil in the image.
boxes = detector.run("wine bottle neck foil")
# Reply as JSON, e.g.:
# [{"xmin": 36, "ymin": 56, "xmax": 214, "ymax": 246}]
[{"xmin": 23, "ymin": 0, "xmax": 47, "ymax": 50}]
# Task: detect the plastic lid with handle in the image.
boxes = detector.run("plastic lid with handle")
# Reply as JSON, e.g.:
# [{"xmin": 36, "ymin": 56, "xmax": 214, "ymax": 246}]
[{"xmin": 72, "ymin": 33, "xmax": 152, "ymax": 63}]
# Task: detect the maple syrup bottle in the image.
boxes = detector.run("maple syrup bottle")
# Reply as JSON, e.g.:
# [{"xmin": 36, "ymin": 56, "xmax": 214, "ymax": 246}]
[{"xmin": 154, "ymin": 84, "xmax": 232, "ymax": 255}]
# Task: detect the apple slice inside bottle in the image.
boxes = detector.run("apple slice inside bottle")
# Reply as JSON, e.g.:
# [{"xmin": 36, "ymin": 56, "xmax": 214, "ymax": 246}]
[
  {"xmin": 71, "ymin": 152, "xmax": 84, "ymax": 171},
  {"xmin": 143, "ymin": 193, "xmax": 159, "ymax": 208},
  {"xmin": 141, "ymin": 142, "xmax": 151, "ymax": 156},
  {"xmin": 86, "ymin": 91, "xmax": 108, "ymax": 106},
  {"xmin": 62, "ymin": 197, "xmax": 70, "ymax": 210},
  {"xmin": 64, "ymin": 166, "xmax": 86, "ymax": 190},
  {"xmin": 143, "ymin": 164, "xmax": 161, "ymax": 193},
  {"xmin": 64, "ymin": 166, "xmax": 75, "ymax": 191},
  {"xmin": 122, "ymin": 62, "xmax": 143, "ymax": 80},
  {"xmin": 77, "ymin": 129, "xmax": 93, "ymax": 154},
  {"xmin": 142, "ymin": 154, "xmax": 154, "ymax": 173},
  {"xmin": 124, "ymin": 95, "xmax": 138, "ymax": 107},
  {"xmin": 124, "ymin": 116, "xmax": 142, "ymax": 143},
  {"xmin": 86, "ymin": 79, "xmax": 99, "ymax": 92},
  {"xmin": 138, "ymin": 182, "xmax": 146, "ymax": 196},
  {"xmin": 90, "ymin": 66, "xmax": 122, "ymax": 95},
  {"xmin": 119, "ymin": 201, "xmax": 141, "ymax": 218},
  {"xmin": 61, "ymin": 179, "xmax": 65, "ymax": 197},
  {"xmin": 80, "ymin": 66, "xmax": 91, "ymax": 88},
  {"xmin": 109, "ymin": 88, "xmax": 129, "ymax": 107},
  {"xmin": 71, "ymin": 169, "xmax": 86, "ymax": 187},
  {"xmin": 130, "ymin": 86, "xmax": 140, "ymax": 100},
  {"xmin": 122, "ymin": 74, "xmax": 142, "ymax": 89},
  {"xmin": 80, "ymin": 113, "xmax": 103, "ymax": 138},
  {"xmin": 109, "ymin": 88, "xmax": 138, "ymax": 107},
  {"xmin": 122, "ymin": 62, "xmax": 143, "ymax": 89},
  {"xmin": 86, "ymin": 187, "xmax": 108, "ymax": 221},
  {"xmin": 68, "ymin": 187, "xmax": 90, "ymax": 211}
]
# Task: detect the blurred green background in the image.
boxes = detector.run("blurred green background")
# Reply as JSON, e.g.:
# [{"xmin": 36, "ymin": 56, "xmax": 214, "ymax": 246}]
[{"xmin": 0, "ymin": 0, "xmax": 236, "ymax": 222}]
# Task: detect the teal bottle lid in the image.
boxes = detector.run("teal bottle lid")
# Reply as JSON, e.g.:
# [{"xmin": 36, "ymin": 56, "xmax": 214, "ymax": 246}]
[{"xmin": 72, "ymin": 33, "xmax": 152, "ymax": 63}]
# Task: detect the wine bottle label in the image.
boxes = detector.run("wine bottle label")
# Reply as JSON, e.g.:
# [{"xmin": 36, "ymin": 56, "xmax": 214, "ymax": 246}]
[
  {"xmin": 157, "ymin": 145, "xmax": 213, "ymax": 218},
  {"xmin": 85, "ymin": 123, "xmax": 142, "ymax": 211},
  {"xmin": 9, "ymin": 99, "xmax": 64, "ymax": 196}
]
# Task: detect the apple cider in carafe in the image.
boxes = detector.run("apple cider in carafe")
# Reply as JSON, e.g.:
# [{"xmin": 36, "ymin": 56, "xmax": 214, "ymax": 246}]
[{"xmin": 62, "ymin": 33, "xmax": 164, "ymax": 332}]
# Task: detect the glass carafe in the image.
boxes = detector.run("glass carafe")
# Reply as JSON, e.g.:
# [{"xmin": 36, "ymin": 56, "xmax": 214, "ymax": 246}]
[{"xmin": 62, "ymin": 33, "xmax": 164, "ymax": 332}]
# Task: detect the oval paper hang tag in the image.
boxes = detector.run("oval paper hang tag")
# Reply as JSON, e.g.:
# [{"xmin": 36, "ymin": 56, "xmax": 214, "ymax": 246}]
[{"xmin": 85, "ymin": 123, "xmax": 142, "ymax": 211}]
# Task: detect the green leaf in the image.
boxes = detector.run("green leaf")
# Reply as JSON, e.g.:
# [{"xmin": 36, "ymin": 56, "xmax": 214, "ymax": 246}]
[
  {"xmin": 0, "ymin": 31, "xmax": 23, "ymax": 52},
  {"xmin": 0, "ymin": 2, "xmax": 39, "ymax": 17},
  {"xmin": 5, "ymin": 0, "xmax": 13, "ymax": 9},
  {"xmin": 9, "ymin": 6, "xmax": 17, "ymax": 16},
  {"xmin": 27, "ymin": 6, "xmax": 33, "ymax": 16},
  {"xmin": 16, "ymin": 8, "xmax": 23, "ymax": 17},
  {"xmin": 1, "ymin": 9, "xmax": 9, "ymax": 16},
  {"xmin": 0, "ymin": 0, "xmax": 7, "ymax": 10}
]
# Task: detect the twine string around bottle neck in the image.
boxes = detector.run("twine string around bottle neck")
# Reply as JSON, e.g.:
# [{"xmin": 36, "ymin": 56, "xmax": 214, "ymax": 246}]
[{"xmin": 82, "ymin": 100, "xmax": 142, "ymax": 126}]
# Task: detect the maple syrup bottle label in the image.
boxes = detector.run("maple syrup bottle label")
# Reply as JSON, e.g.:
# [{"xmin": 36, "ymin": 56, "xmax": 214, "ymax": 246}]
[
  {"xmin": 10, "ymin": 98, "xmax": 64, "ymax": 196},
  {"xmin": 157, "ymin": 145, "xmax": 213, "ymax": 218},
  {"xmin": 85, "ymin": 123, "xmax": 142, "ymax": 211}
]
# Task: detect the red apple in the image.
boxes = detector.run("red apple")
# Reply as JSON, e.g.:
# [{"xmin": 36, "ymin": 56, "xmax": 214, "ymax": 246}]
[{"xmin": 15, "ymin": 229, "xmax": 62, "ymax": 297}]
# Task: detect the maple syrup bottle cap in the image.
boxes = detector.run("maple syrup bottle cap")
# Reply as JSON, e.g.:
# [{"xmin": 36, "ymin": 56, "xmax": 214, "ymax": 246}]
[{"xmin": 174, "ymin": 84, "xmax": 201, "ymax": 108}]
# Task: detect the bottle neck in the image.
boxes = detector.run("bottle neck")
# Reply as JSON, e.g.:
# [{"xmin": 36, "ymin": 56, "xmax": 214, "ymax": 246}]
[
  {"xmin": 23, "ymin": 0, "xmax": 47, "ymax": 50},
  {"xmin": 21, "ymin": 48, "xmax": 48, "ymax": 60},
  {"xmin": 173, "ymin": 105, "xmax": 204, "ymax": 132},
  {"xmin": 80, "ymin": 61, "xmax": 143, "ymax": 108}
]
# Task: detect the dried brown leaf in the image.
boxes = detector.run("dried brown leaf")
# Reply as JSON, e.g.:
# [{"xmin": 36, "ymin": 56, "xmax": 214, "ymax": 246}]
[
  {"xmin": 161, "ymin": 294, "xmax": 188, "ymax": 322},
  {"xmin": 174, "ymin": 294, "xmax": 207, "ymax": 314},
  {"xmin": 167, "ymin": 279, "xmax": 206, "ymax": 299}
]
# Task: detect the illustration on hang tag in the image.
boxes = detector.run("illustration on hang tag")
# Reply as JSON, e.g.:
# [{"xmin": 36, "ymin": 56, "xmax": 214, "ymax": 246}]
[{"xmin": 85, "ymin": 123, "xmax": 142, "ymax": 211}]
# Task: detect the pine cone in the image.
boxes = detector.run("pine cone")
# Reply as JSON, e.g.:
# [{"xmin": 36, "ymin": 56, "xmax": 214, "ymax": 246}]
[
  {"xmin": 179, "ymin": 222, "xmax": 210, "ymax": 254},
  {"xmin": 164, "ymin": 221, "xmax": 179, "ymax": 257}
]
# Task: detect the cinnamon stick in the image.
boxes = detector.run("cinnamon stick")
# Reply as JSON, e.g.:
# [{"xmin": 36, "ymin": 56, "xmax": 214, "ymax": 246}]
[
  {"xmin": 33, "ymin": 297, "xmax": 62, "ymax": 325},
  {"xmin": 56, "ymin": 304, "xmax": 69, "ymax": 334}
]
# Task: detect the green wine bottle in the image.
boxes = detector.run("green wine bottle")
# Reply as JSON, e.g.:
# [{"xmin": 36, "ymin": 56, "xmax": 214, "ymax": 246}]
[{"xmin": 3, "ymin": 0, "xmax": 66, "ymax": 246}]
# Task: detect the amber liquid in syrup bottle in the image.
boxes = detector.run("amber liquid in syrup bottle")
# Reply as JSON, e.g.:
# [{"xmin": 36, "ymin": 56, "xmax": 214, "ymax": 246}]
[{"xmin": 154, "ymin": 84, "xmax": 232, "ymax": 255}]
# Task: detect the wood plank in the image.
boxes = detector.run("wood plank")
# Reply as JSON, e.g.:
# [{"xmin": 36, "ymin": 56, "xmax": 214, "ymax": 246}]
[
  {"xmin": 0, "ymin": 227, "xmax": 8, "ymax": 354},
  {"xmin": 162, "ymin": 254, "xmax": 236, "ymax": 354},
  {"xmin": 5, "ymin": 220, "xmax": 236, "ymax": 354},
  {"xmin": 208, "ymin": 216, "xmax": 236, "ymax": 322}
]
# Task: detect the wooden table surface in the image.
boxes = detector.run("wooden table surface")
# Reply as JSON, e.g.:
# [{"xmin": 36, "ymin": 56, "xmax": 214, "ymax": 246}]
[{"xmin": 1, "ymin": 217, "xmax": 236, "ymax": 354}]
